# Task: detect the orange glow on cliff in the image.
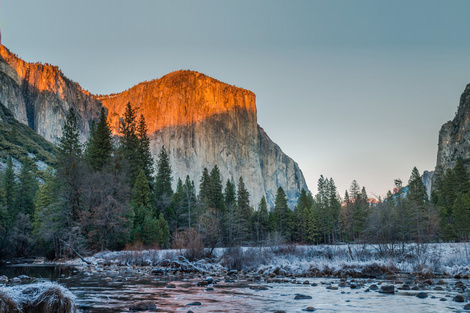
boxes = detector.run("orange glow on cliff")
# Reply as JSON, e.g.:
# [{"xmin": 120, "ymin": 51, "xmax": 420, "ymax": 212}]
[{"xmin": 98, "ymin": 70, "xmax": 257, "ymax": 135}]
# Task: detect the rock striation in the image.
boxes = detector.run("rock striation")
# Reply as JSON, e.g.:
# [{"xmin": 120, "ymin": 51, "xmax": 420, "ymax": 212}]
[
  {"xmin": 0, "ymin": 46, "xmax": 308, "ymax": 207},
  {"xmin": 0, "ymin": 45, "xmax": 102, "ymax": 143},
  {"xmin": 436, "ymin": 83, "xmax": 470, "ymax": 174},
  {"xmin": 99, "ymin": 70, "xmax": 308, "ymax": 207}
]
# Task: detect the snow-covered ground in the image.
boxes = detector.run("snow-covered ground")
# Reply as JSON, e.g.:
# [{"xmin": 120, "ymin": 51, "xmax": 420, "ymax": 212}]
[{"xmin": 68, "ymin": 242, "xmax": 470, "ymax": 278}]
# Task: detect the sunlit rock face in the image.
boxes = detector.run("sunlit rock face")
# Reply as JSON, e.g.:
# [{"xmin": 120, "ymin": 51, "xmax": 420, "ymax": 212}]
[
  {"xmin": 0, "ymin": 45, "xmax": 101, "ymax": 143},
  {"xmin": 0, "ymin": 45, "xmax": 309, "ymax": 208},
  {"xmin": 436, "ymin": 84, "xmax": 470, "ymax": 174},
  {"xmin": 99, "ymin": 70, "xmax": 308, "ymax": 207}
]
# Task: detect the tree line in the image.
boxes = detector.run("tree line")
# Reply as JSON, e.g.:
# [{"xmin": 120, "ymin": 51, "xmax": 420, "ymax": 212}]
[{"xmin": 0, "ymin": 103, "xmax": 469, "ymax": 259}]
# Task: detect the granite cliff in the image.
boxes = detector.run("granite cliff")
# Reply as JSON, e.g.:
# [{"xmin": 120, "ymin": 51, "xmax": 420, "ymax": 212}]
[
  {"xmin": 436, "ymin": 83, "xmax": 470, "ymax": 173},
  {"xmin": 0, "ymin": 45, "xmax": 102, "ymax": 143},
  {"xmin": 0, "ymin": 46, "xmax": 309, "ymax": 207},
  {"xmin": 99, "ymin": 71, "xmax": 308, "ymax": 207}
]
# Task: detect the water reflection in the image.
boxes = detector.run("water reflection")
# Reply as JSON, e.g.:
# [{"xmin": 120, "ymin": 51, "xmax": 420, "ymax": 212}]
[{"xmin": 0, "ymin": 264, "xmax": 468, "ymax": 313}]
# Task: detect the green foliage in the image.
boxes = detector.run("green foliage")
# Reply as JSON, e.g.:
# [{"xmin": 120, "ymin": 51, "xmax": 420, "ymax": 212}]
[
  {"xmin": 270, "ymin": 187, "xmax": 295, "ymax": 241},
  {"xmin": 15, "ymin": 160, "xmax": 39, "ymax": 216},
  {"xmin": 315, "ymin": 176, "xmax": 341, "ymax": 243},
  {"xmin": 119, "ymin": 103, "xmax": 140, "ymax": 184},
  {"xmin": 155, "ymin": 146, "xmax": 173, "ymax": 207},
  {"xmin": 137, "ymin": 114, "xmax": 154, "ymax": 184},
  {"xmin": 57, "ymin": 109, "xmax": 82, "ymax": 159},
  {"xmin": 85, "ymin": 108, "xmax": 113, "ymax": 171},
  {"xmin": 0, "ymin": 102, "xmax": 56, "ymax": 166},
  {"xmin": 296, "ymin": 188, "xmax": 318, "ymax": 244},
  {"xmin": 453, "ymin": 192, "xmax": 470, "ymax": 240},
  {"xmin": 198, "ymin": 167, "xmax": 211, "ymax": 208},
  {"xmin": 4, "ymin": 156, "xmax": 16, "ymax": 221},
  {"xmin": 209, "ymin": 165, "xmax": 225, "ymax": 212}
]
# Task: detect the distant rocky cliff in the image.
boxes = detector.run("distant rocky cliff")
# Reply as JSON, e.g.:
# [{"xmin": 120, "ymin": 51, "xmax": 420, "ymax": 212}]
[
  {"xmin": 0, "ymin": 45, "xmax": 101, "ymax": 143},
  {"xmin": 99, "ymin": 71, "xmax": 308, "ymax": 207},
  {"xmin": 436, "ymin": 84, "xmax": 470, "ymax": 173},
  {"xmin": 0, "ymin": 46, "xmax": 309, "ymax": 207}
]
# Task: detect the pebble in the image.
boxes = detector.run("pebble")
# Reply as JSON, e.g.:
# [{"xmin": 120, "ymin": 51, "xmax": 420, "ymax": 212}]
[
  {"xmin": 294, "ymin": 294, "xmax": 313, "ymax": 300},
  {"xmin": 186, "ymin": 301, "xmax": 202, "ymax": 306},
  {"xmin": 453, "ymin": 295, "xmax": 465, "ymax": 302},
  {"xmin": 369, "ymin": 284, "xmax": 378, "ymax": 290},
  {"xmin": 416, "ymin": 292, "xmax": 428, "ymax": 299},
  {"xmin": 379, "ymin": 285, "xmax": 395, "ymax": 294},
  {"xmin": 129, "ymin": 301, "xmax": 157, "ymax": 311}
]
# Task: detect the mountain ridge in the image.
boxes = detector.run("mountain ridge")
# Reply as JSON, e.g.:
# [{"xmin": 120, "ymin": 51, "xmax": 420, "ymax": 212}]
[{"xmin": 0, "ymin": 44, "xmax": 309, "ymax": 207}]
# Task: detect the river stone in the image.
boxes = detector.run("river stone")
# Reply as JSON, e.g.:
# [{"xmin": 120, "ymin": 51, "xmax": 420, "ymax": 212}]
[
  {"xmin": 379, "ymin": 285, "xmax": 395, "ymax": 294},
  {"xmin": 197, "ymin": 281, "xmax": 209, "ymax": 286},
  {"xmin": 369, "ymin": 284, "xmax": 378, "ymax": 290},
  {"xmin": 453, "ymin": 295, "xmax": 465, "ymax": 302},
  {"xmin": 401, "ymin": 284, "xmax": 411, "ymax": 290},
  {"xmin": 129, "ymin": 301, "xmax": 157, "ymax": 311},
  {"xmin": 416, "ymin": 292, "xmax": 428, "ymax": 299},
  {"xmin": 0, "ymin": 275, "xmax": 7, "ymax": 283},
  {"xmin": 11, "ymin": 277, "xmax": 21, "ymax": 284},
  {"xmin": 294, "ymin": 294, "xmax": 312, "ymax": 300},
  {"xmin": 305, "ymin": 307, "xmax": 315, "ymax": 312},
  {"xmin": 440, "ymin": 298, "xmax": 447, "ymax": 301},
  {"xmin": 464, "ymin": 303, "xmax": 470, "ymax": 310},
  {"xmin": 186, "ymin": 302, "xmax": 202, "ymax": 306}
]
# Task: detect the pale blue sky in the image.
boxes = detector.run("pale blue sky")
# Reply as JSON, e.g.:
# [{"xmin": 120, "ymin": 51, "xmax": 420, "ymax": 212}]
[{"xmin": 2, "ymin": 0, "xmax": 470, "ymax": 198}]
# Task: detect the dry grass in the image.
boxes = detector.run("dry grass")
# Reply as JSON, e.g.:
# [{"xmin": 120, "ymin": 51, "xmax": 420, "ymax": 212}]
[
  {"xmin": 1, "ymin": 282, "xmax": 76, "ymax": 313},
  {"xmin": 0, "ymin": 290, "xmax": 21, "ymax": 313}
]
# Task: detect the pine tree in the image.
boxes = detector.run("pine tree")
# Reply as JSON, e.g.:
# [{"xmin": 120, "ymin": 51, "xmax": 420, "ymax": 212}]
[
  {"xmin": 236, "ymin": 177, "xmax": 251, "ymax": 244},
  {"xmin": 453, "ymin": 192, "xmax": 470, "ymax": 240},
  {"xmin": 199, "ymin": 167, "xmax": 211, "ymax": 209},
  {"xmin": 327, "ymin": 179, "xmax": 341, "ymax": 243},
  {"xmin": 407, "ymin": 167, "xmax": 428, "ymax": 242},
  {"xmin": 15, "ymin": 160, "xmax": 38, "ymax": 216},
  {"xmin": 119, "ymin": 103, "xmax": 140, "ymax": 184},
  {"xmin": 131, "ymin": 170, "xmax": 152, "ymax": 242},
  {"xmin": 183, "ymin": 175, "xmax": 197, "ymax": 229},
  {"xmin": 56, "ymin": 108, "xmax": 85, "ymax": 223},
  {"xmin": 296, "ymin": 188, "xmax": 311, "ymax": 243},
  {"xmin": 85, "ymin": 107, "xmax": 113, "ymax": 172},
  {"xmin": 155, "ymin": 146, "xmax": 173, "ymax": 215},
  {"xmin": 155, "ymin": 147, "xmax": 173, "ymax": 198},
  {"xmin": 223, "ymin": 179, "xmax": 237, "ymax": 246},
  {"xmin": 57, "ymin": 109, "xmax": 82, "ymax": 159},
  {"xmin": 170, "ymin": 178, "xmax": 185, "ymax": 232},
  {"xmin": 209, "ymin": 166, "xmax": 225, "ymax": 212},
  {"xmin": 137, "ymin": 114, "xmax": 154, "ymax": 184},
  {"xmin": 158, "ymin": 213, "xmax": 171, "ymax": 248},
  {"xmin": 4, "ymin": 156, "xmax": 16, "ymax": 224},
  {"xmin": 271, "ymin": 187, "xmax": 294, "ymax": 241}
]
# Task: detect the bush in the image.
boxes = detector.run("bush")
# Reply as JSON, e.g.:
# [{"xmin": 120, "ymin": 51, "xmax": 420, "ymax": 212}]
[{"xmin": 172, "ymin": 228, "xmax": 204, "ymax": 261}]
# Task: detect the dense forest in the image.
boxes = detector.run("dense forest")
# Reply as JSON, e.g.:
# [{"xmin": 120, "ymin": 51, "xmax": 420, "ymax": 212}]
[{"xmin": 0, "ymin": 103, "xmax": 469, "ymax": 260}]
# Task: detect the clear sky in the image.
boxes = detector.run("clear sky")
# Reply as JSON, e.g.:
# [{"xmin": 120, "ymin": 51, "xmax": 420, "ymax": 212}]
[{"xmin": 2, "ymin": 0, "xmax": 470, "ymax": 198}]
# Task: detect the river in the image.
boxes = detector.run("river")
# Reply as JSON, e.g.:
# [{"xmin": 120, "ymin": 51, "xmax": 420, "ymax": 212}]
[{"xmin": 1, "ymin": 263, "xmax": 469, "ymax": 312}]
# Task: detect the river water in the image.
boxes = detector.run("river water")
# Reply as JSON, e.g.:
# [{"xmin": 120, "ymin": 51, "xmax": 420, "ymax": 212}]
[{"xmin": 1, "ymin": 264, "xmax": 469, "ymax": 312}]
